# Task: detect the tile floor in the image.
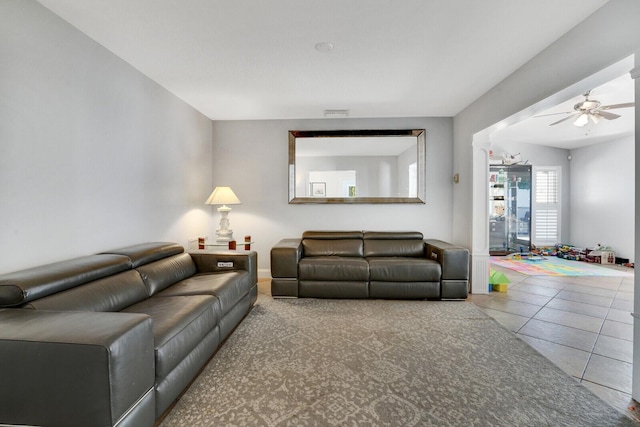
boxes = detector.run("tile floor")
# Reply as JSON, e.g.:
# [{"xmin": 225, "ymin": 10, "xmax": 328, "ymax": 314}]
[{"xmin": 470, "ymin": 262, "xmax": 640, "ymax": 423}]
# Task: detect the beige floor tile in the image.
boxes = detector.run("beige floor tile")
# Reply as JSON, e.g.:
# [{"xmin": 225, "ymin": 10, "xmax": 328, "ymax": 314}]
[
  {"xmin": 583, "ymin": 354, "xmax": 632, "ymax": 394},
  {"xmin": 518, "ymin": 335, "xmax": 589, "ymax": 378},
  {"xmin": 619, "ymin": 282, "xmax": 635, "ymax": 293},
  {"xmin": 509, "ymin": 282, "xmax": 562, "ymax": 297},
  {"xmin": 476, "ymin": 297, "xmax": 542, "ymax": 318},
  {"xmin": 593, "ymin": 335, "xmax": 633, "ymax": 363},
  {"xmin": 554, "ymin": 276, "xmax": 621, "ymax": 290},
  {"xmin": 555, "ymin": 290, "xmax": 613, "ymax": 308},
  {"xmin": 519, "ymin": 277, "xmax": 566, "ymax": 290},
  {"xmin": 611, "ymin": 298, "xmax": 634, "ymax": 312},
  {"xmin": 533, "ymin": 307, "xmax": 604, "ymax": 333},
  {"xmin": 545, "ymin": 298, "xmax": 609, "ymax": 319},
  {"xmin": 518, "ymin": 319, "xmax": 598, "ymax": 352},
  {"xmin": 615, "ymin": 291, "xmax": 634, "ymax": 302},
  {"xmin": 467, "ymin": 294, "xmax": 493, "ymax": 305},
  {"xmin": 581, "ymin": 380, "xmax": 640, "ymax": 423},
  {"xmin": 607, "ymin": 308, "xmax": 634, "ymax": 325},
  {"xmin": 620, "ymin": 276, "xmax": 635, "ymax": 290},
  {"xmin": 601, "ymin": 320, "xmax": 633, "ymax": 341},
  {"xmin": 478, "ymin": 307, "xmax": 529, "ymax": 332},
  {"xmin": 562, "ymin": 283, "xmax": 618, "ymax": 298},
  {"xmin": 490, "ymin": 289, "xmax": 553, "ymax": 306}
]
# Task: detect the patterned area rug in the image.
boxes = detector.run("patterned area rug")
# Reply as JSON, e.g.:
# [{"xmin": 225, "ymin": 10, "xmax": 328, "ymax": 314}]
[
  {"xmin": 160, "ymin": 293, "xmax": 636, "ymax": 426},
  {"xmin": 491, "ymin": 256, "xmax": 633, "ymax": 277}
]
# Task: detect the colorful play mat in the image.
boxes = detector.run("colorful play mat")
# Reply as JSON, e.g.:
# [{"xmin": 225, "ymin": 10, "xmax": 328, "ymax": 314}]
[{"xmin": 490, "ymin": 256, "xmax": 633, "ymax": 277}]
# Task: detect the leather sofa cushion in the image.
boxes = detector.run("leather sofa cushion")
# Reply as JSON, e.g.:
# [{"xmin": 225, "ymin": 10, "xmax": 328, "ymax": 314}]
[
  {"xmin": 101, "ymin": 242, "xmax": 184, "ymax": 268},
  {"xmin": 303, "ymin": 239, "xmax": 364, "ymax": 257},
  {"xmin": 122, "ymin": 295, "xmax": 219, "ymax": 380},
  {"xmin": 363, "ymin": 231, "xmax": 425, "ymax": 257},
  {"xmin": 0, "ymin": 254, "xmax": 131, "ymax": 307},
  {"xmin": 302, "ymin": 231, "xmax": 363, "ymax": 240},
  {"xmin": 23, "ymin": 270, "xmax": 149, "ymax": 312},
  {"xmin": 364, "ymin": 239, "xmax": 425, "ymax": 257},
  {"xmin": 136, "ymin": 253, "xmax": 197, "ymax": 296},
  {"xmin": 156, "ymin": 271, "xmax": 250, "ymax": 317},
  {"xmin": 363, "ymin": 231, "xmax": 423, "ymax": 240},
  {"xmin": 299, "ymin": 257, "xmax": 369, "ymax": 281},
  {"xmin": 368, "ymin": 257, "xmax": 441, "ymax": 282}
]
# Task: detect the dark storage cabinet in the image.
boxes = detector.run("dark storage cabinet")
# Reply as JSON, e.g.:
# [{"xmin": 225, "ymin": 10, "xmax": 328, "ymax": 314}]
[{"xmin": 489, "ymin": 164, "xmax": 531, "ymax": 255}]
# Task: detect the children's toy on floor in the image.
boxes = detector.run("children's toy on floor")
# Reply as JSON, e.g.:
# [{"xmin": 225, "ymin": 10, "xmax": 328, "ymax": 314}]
[
  {"xmin": 489, "ymin": 269, "xmax": 511, "ymax": 292},
  {"xmin": 584, "ymin": 244, "xmax": 615, "ymax": 265},
  {"xmin": 531, "ymin": 244, "xmax": 557, "ymax": 257},
  {"xmin": 555, "ymin": 243, "xmax": 586, "ymax": 261},
  {"xmin": 506, "ymin": 252, "xmax": 545, "ymax": 262}
]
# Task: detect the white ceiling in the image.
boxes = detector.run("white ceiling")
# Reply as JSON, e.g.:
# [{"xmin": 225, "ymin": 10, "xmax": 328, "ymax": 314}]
[{"xmin": 37, "ymin": 0, "xmax": 609, "ymax": 122}]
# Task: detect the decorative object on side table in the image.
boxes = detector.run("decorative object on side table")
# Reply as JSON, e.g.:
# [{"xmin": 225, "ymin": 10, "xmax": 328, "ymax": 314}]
[{"xmin": 206, "ymin": 186, "xmax": 241, "ymax": 242}]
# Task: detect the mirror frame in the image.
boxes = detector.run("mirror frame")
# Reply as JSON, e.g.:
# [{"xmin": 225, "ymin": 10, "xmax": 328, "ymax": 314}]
[{"xmin": 288, "ymin": 129, "xmax": 426, "ymax": 204}]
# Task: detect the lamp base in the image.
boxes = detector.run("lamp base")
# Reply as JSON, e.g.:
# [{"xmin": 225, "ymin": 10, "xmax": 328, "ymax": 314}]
[
  {"xmin": 216, "ymin": 205, "xmax": 234, "ymax": 242},
  {"xmin": 216, "ymin": 228, "xmax": 234, "ymax": 243}
]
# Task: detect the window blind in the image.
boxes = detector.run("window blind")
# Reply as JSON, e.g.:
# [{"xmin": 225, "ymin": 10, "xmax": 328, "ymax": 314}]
[{"xmin": 533, "ymin": 168, "xmax": 560, "ymax": 245}]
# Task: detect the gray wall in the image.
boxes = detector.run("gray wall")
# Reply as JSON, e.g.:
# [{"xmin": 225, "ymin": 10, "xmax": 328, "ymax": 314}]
[
  {"xmin": 210, "ymin": 117, "xmax": 453, "ymax": 275},
  {"xmin": 453, "ymin": 0, "xmax": 640, "ymax": 249},
  {"xmin": 0, "ymin": 1, "xmax": 213, "ymax": 273},
  {"xmin": 570, "ymin": 135, "xmax": 635, "ymax": 260}
]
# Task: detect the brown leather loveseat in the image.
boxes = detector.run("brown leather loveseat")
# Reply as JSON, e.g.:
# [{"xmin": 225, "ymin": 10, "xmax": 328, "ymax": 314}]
[
  {"xmin": 0, "ymin": 242, "xmax": 257, "ymax": 427},
  {"xmin": 271, "ymin": 231, "xmax": 469, "ymax": 299}
]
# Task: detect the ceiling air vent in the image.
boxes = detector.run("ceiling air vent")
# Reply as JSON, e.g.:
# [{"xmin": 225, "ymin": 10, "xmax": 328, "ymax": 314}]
[{"xmin": 323, "ymin": 109, "xmax": 349, "ymax": 118}]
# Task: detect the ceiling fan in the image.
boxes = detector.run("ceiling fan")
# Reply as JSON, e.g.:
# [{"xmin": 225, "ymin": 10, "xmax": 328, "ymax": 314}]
[{"xmin": 537, "ymin": 90, "xmax": 634, "ymax": 127}]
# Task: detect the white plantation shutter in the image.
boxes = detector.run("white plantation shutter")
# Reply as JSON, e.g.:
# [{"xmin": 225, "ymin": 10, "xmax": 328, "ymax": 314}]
[{"xmin": 533, "ymin": 167, "xmax": 560, "ymax": 245}]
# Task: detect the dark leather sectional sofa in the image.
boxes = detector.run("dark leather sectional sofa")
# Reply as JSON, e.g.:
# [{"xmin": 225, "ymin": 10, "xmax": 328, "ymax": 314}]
[
  {"xmin": 271, "ymin": 231, "xmax": 469, "ymax": 299},
  {"xmin": 0, "ymin": 242, "xmax": 257, "ymax": 427}
]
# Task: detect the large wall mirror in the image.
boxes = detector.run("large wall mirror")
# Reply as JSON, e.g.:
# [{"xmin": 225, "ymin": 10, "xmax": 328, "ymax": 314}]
[{"xmin": 288, "ymin": 129, "xmax": 426, "ymax": 204}]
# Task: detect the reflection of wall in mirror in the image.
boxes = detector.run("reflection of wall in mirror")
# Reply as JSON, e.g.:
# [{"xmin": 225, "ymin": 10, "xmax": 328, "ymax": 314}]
[
  {"xmin": 397, "ymin": 145, "xmax": 417, "ymax": 197},
  {"xmin": 307, "ymin": 170, "xmax": 355, "ymax": 197},
  {"xmin": 297, "ymin": 156, "xmax": 406, "ymax": 198}
]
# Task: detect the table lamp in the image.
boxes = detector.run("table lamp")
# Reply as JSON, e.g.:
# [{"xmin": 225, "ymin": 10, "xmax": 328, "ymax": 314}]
[{"xmin": 206, "ymin": 186, "xmax": 241, "ymax": 242}]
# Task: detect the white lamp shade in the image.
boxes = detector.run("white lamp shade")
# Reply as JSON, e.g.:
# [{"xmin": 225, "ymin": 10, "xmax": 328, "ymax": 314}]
[{"xmin": 205, "ymin": 186, "xmax": 241, "ymax": 205}]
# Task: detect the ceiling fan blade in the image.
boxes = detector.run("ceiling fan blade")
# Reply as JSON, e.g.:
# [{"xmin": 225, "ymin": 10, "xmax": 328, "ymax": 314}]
[
  {"xmin": 534, "ymin": 111, "xmax": 574, "ymax": 118},
  {"xmin": 597, "ymin": 110, "xmax": 621, "ymax": 120},
  {"xmin": 600, "ymin": 102, "xmax": 635, "ymax": 110},
  {"xmin": 549, "ymin": 113, "xmax": 578, "ymax": 126}
]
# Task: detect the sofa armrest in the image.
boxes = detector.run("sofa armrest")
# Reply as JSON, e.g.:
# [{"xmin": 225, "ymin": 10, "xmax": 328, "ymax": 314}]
[
  {"xmin": 0, "ymin": 309, "xmax": 155, "ymax": 427},
  {"xmin": 189, "ymin": 251, "xmax": 258, "ymax": 285},
  {"xmin": 425, "ymin": 239, "xmax": 469, "ymax": 280},
  {"xmin": 270, "ymin": 239, "xmax": 302, "ymax": 298},
  {"xmin": 425, "ymin": 239, "xmax": 469, "ymax": 299},
  {"xmin": 270, "ymin": 238, "xmax": 303, "ymax": 278}
]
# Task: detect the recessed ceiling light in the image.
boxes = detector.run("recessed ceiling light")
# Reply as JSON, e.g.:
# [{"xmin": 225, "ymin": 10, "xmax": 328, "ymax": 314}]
[{"xmin": 315, "ymin": 42, "xmax": 334, "ymax": 52}]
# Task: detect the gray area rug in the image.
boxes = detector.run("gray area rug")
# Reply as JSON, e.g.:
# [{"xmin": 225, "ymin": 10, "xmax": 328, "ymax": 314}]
[{"xmin": 160, "ymin": 293, "xmax": 636, "ymax": 426}]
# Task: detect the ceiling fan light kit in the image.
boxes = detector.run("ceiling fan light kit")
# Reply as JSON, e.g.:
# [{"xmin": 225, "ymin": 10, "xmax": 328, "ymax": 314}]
[
  {"xmin": 537, "ymin": 90, "xmax": 634, "ymax": 127},
  {"xmin": 573, "ymin": 113, "xmax": 589, "ymax": 127}
]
